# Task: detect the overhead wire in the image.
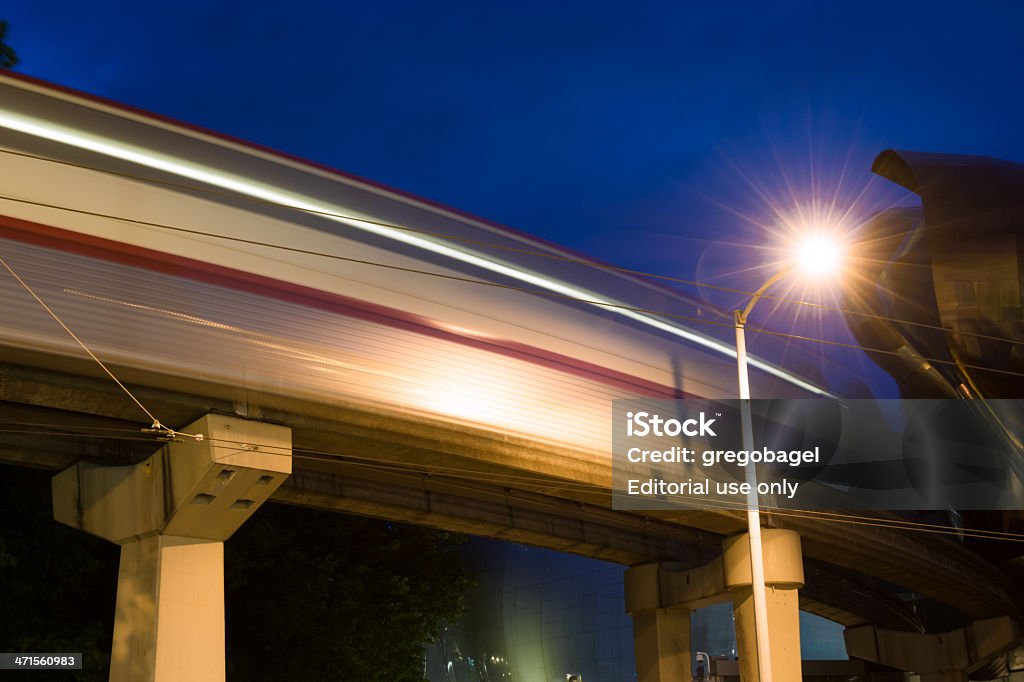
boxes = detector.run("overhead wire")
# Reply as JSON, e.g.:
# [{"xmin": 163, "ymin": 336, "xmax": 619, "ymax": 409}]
[
  {"xmin": 0, "ymin": 252, "xmax": 200, "ymax": 440},
  {"xmin": 282, "ymin": 442, "xmax": 1024, "ymax": 543},
  {"xmin": 2, "ymin": 422, "xmax": 1023, "ymax": 544},
  {"xmin": 5, "ymin": 420, "xmax": 1005, "ymax": 628},
  {"xmin": 291, "ymin": 450, "xmax": 1024, "ymax": 544},
  {"xmin": 4, "ymin": 189, "xmax": 1024, "ymax": 525},
  {"xmin": 69, "ymin": 428, "xmax": 1024, "ymax": 544},
  {"xmin": 125, "ymin": 429, "xmax": 1024, "ymax": 541},
  {"xmin": 1, "ymin": 146, "xmax": 1023, "ymax": 349},
  {"xmin": 2, "ymin": 118, "xmax": 1023, "ymax": 580},
  {"xmin": 2, "ymin": 147, "xmax": 1022, "ymax": 540},
  {"xmin": 3, "ymin": 192, "xmax": 1024, "ymax": 380}
]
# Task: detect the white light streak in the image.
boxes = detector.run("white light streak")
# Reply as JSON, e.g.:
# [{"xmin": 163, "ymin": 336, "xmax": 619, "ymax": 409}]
[{"xmin": 0, "ymin": 109, "xmax": 830, "ymax": 396}]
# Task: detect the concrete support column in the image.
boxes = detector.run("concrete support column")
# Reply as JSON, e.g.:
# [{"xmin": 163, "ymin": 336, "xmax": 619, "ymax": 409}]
[
  {"xmin": 631, "ymin": 608, "xmax": 692, "ymax": 682},
  {"xmin": 625, "ymin": 563, "xmax": 692, "ymax": 682},
  {"xmin": 731, "ymin": 585, "xmax": 801, "ymax": 682},
  {"xmin": 111, "ymin": 536, "xmax": 225, "ymax": 681},
  {"xmin": 52, "ymin": 414, "xmax": 291, "ymax": 682},
  {"xmin": 723, "ymin": 529, "xmax": 804, "ymax": 682}
]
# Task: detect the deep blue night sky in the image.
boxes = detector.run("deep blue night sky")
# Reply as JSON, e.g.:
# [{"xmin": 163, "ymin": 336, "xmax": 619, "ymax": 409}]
[{"xmin": 4, "ymin": 1, "xmax": 1023, "ymax": 392}]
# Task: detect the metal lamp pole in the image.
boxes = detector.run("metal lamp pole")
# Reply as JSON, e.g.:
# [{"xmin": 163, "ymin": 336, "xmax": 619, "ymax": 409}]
[{"xmin": 733, "ymin": 268, "xmax": 790, "ymax": 682}]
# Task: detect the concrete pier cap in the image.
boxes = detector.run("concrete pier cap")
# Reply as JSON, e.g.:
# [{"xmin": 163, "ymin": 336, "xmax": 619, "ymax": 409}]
[
  {"xmin": 624, "ymin": 529, "xmax": 806, "ymax": 682},
  {"xmin": 51, "ymin": 413, "xmax": 292, "ymax": 682},
  {"xmin": 723, "ymin": 528, "xmax": 804, "ymax": 590},
  {"xmin": 53, "ymin": 414, "xmax": 291, "ymax": 543}
]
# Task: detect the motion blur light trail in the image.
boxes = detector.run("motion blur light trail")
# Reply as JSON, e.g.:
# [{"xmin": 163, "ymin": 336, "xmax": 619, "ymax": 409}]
[{"xmin": 0, "ymin": 107, "xmax": 829, "ymax": 396}]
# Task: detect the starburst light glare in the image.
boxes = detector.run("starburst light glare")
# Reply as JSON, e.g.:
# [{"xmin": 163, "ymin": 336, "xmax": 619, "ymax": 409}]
[{"xmin": 795, "ymin": 234, "xmax": 844, "ymax": 277}]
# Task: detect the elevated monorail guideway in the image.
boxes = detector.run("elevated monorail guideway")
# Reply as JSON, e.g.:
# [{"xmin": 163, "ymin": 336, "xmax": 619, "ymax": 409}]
[{"xmin": 0, "ymin": 72, "xmax": 832, "ymax": 456}]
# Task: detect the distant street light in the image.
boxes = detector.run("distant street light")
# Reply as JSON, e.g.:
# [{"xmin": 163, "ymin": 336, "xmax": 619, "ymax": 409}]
[{"xmin": 734, "ymin": 234, "xmax": 845, "ymax": 682}]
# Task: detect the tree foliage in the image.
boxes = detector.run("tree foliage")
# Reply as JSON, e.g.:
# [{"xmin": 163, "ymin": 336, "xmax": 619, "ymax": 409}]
[
  {"xmin": 0, "ymin": 465, "xmax": 470, "ymax": 681},
  {"xmin": 226, "ymin": 503, "xmax": 470, "ymax": 681},
  {"xmin": 0, "ymin": 466, "xmax": 118, "ymax": 682},
  {"xmin": 0, "ymin": 20, "xmax": 18, "ymax": 69}
]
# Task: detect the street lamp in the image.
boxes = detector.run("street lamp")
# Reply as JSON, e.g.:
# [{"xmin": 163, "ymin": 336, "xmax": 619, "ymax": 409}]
[{"xmin": 733, "ymin": 235, "xmax": 844, "ymax": 682}]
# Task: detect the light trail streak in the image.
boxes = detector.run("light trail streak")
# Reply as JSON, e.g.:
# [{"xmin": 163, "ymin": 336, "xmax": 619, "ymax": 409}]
[{"xmin": 0, "ymin": 109, "xmax": 830, "ymax": 396}]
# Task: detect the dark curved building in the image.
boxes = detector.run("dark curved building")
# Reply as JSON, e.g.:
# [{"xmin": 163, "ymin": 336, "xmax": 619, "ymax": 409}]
[
  {"xmin": 848, "ymin": 150, "xmax": 1024, "ymax": 401},
  {"xmin": 425, "ymin": 538, "xmax": 847, "ymax": 681},
  {"xmin": 846, "ymin": 150, "xmax": 1024, "ymax": 630}
]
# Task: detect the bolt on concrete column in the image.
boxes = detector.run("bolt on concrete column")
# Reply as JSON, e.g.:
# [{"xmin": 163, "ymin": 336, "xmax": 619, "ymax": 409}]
[
  {"xmin": 625, "ymin": 563, "xmax": 692, "ymax": 682},
  {"xmin": 723, "ymin": 529, "xmax": 804, "ymax": 682},
  {"xmin": 52, "ymin": 414, "xmax": 291, "ymax": 682}
]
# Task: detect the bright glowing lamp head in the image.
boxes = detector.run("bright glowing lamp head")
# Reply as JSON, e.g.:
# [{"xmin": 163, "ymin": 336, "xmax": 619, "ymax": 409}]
[{"xmin": 795, "ymin": 234, "xmax": 844, "ymax": 278}]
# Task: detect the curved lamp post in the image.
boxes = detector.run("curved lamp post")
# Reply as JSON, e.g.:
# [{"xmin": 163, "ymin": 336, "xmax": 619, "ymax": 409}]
[{"xmin": 734, "ymin": 235, "xmax": 843, "ymax": 682}]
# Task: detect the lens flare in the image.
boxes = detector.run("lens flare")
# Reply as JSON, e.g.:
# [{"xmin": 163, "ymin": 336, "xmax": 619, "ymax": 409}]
[{"xmin": 795, "ymin": 234, "xmax": 844, "ymax": 277}]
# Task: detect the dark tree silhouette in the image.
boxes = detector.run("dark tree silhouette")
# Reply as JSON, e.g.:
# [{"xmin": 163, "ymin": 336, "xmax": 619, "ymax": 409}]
[
  {"xmin": 226, "ymin": 504, "xmax": 471, "ymax": 681},
  {"xmin": 0, "ymin": 20, "xmax": 18, "ymax": 68},
  {"xmin": 0, "ymin": 465, "xmax": 470, "ymax": 681},
  {"xmin": 0, "ymin": 466, "xmax": 117, "ymax": 682}
]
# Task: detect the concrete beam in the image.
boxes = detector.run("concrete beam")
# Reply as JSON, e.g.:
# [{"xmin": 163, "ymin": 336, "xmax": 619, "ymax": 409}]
[
  {"xmin": 2, "ymin": 360, "xmax": 1015, "ymax": 626},
  {"xmin": 624, "ymin": 559, "xmax": 728, "ymax": 613},
  {"xmin": 845, "ymin": 616, "xmax": 1022, "ymax": 679},
  {"xmin": 0, "ymin": 411, "xmax": 919, "ymax": 628},
  {"xmin": 770, "ymin": 511, "xmax": 1023, "ymax": 621},
  {"xmin": 277, "ymin": 466, "xmax": 715, "ymax": 566}
]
